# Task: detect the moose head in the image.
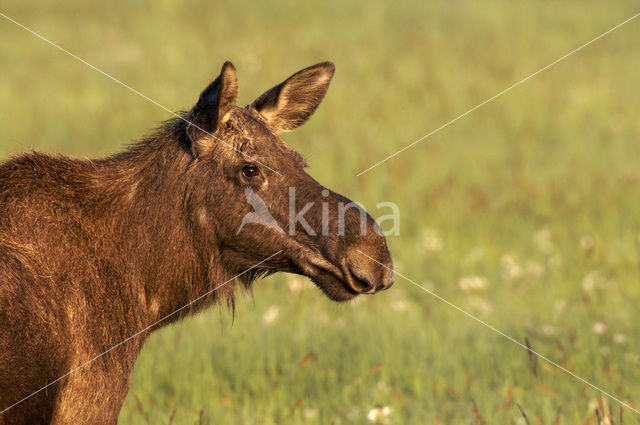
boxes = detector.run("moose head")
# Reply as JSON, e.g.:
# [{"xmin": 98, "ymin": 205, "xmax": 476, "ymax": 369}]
[{"xmin": 184, "ymin": 61, "xmax": 394, "ymax": 301}]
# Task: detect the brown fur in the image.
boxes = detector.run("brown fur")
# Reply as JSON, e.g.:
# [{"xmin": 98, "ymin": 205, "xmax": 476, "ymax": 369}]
[{"xmin": 0, "ymin": 62, "xmax": 393, "ymax": 425}]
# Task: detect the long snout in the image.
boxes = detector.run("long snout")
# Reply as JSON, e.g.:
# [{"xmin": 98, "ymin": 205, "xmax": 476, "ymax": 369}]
[
  {"xmin": 292, "ymin": 181, "xmax": 395, "ymax": 299},
  {"xmin": 344, "ymin": 240, "xmax": 394, "ymax": 294}
]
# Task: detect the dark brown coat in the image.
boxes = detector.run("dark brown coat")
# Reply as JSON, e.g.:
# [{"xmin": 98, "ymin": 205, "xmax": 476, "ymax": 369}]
[{"xmin": 0, "ymin": 62, "xmax": 393, "ymax": 425}]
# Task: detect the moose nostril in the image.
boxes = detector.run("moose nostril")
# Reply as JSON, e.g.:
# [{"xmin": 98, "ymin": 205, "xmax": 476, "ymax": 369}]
[
  {"xmin": 347, "ymin": 258, "xmax": 394, "ymax": 294},
  {"xmin": 346, "ymin": 247, "xmax": 394, "ymax": 294},
  {"xmin": 379, "ymin": 270, "xmax": 395, "ymax": 290},
  {"xmin": 346, "ymin": 264, "xmax": 376, "ymax": 293}
]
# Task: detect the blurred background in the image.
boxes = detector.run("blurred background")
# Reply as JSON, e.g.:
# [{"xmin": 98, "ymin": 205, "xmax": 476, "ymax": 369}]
[{"xmin": 2, "ymin": 1, "xmax": 640, "ymax": 423}]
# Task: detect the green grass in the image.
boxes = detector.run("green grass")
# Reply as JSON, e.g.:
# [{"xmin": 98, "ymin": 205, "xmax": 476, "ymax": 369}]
[{"xmin": 2, "ymin": 1, "xmax": 640, "ymax": 423}]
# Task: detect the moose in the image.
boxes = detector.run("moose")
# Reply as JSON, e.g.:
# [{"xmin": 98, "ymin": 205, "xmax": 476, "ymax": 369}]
[{"xmin": 0, "ymin": 61, "xmax": 394, "ymax": 424}]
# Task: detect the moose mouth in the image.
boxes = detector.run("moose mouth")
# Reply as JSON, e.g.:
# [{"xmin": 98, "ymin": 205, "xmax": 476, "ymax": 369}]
[
  {"xmin": 276, "ymin": 236, "xmax": 393, "ymax": 302},
  {"xmin": 289, "ymin": 253, "xmax": 370, "ymax": 302},
  {"xmin": 308, "ymin": 269, "xmax": 360, "ymax": 302}
]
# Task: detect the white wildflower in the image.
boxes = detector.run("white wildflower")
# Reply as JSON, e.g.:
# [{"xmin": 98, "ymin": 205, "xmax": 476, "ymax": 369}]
[
  {"xmin": 262, "ymin": 305, "xmax": 280, "ymax": 325},
  {"xmin": 302, "ymin": 409, "xmax": 318, "ymax": 420},
  {"xmin": 582, "ymin": 271, "xmax": 601, "ymax": 292},
  {"xmin": 287, "ymin": 277, "xmax": 306, "ymax": 294},
  {"xmin": 391, "ymin": 300, "xmax": 409, "ymax": 312},
  {"xmin": 533, "ymin": 228, "xmax": 554, "ymax": 254},
  {"xmin": 613, "ymin": 333, "xmax": 627, "ymax": 345},
  {"xmin": 421, "ymin": 228, "xmax": 443, "ymax": 252},
  {"xmin": 367, "ymin": 406, "xmax": 392, "ymax": 423},
  {"xmin": 593, "ymin": 322, "xmax": 607, "ymax": 334},
  {"xmin": 525, "ymin": 261, "xmax": 544, "ymax": 278},
  {"xmin": 468, "ymin": 297, "xmax": 493, "ymax": 315},
  {"xmin": 500, "ymin": 254, "xmax": 523, "ymax": 279},
  {"xmin": 458, "ymin": 276, "xmax": 488, "ymax": 291}
]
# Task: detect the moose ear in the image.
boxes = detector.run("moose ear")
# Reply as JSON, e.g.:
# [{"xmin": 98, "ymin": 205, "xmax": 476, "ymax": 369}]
[
  {"xmin": 187, "ymin": 62, "xmax": 238, "ymax": 154},
  {"xmin": 250, "ymin": 62, "xmax": 334, "ymax": 133}
]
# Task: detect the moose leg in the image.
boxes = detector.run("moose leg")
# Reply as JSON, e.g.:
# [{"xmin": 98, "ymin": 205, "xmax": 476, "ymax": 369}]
[{"xmin": 49, "ymin": 359, "xmax": 134, "ymax": 425}]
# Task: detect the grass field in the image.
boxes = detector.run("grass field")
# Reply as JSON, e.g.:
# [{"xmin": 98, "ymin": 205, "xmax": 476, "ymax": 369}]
[{"xmin": 2, "ymin": 1, "xmax": 640, "ymax": 423}]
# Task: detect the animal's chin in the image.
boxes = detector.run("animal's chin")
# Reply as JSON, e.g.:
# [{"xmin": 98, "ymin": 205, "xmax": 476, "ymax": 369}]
[
  {"xmin": 284, "ymin": 248, "xmax": 360, "ymax": 302},
  {"xmin": 308, "ymin": 272, "xmax": 360, "ymax": 302}
]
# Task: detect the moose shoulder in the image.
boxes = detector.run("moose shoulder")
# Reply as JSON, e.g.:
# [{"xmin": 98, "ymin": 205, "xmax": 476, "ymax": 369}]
[{"xmin": 0, "ymin": 62, "xmax": 393, "ymax": 425}]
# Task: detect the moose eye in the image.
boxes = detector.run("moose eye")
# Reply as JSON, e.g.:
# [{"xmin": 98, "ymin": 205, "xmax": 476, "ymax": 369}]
[{"xmin": 242, "ymin": 165, "xmax": 260, "ymax": 179}]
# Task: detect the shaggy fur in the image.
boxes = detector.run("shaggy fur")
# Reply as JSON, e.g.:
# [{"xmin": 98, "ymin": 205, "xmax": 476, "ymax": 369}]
[{"xmin": 0, "ymin": 62, "xmax": 393, "ymax": 425}]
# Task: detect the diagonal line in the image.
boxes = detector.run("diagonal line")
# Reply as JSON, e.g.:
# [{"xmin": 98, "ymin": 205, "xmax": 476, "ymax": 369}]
[
  {"xmin": 0, "ymin": 250, "xmax": 282, "ymax": 415},
  {"xmin": 356, "ymin": 249, "xmax": 640, "ymax": 416},
  {"xmin": 0, "ymin": 11, "xmax": 281, "ymax": 176},
  {"xmin": 357, "ymin": 11, "xmax": 640, "ymax": 176}
]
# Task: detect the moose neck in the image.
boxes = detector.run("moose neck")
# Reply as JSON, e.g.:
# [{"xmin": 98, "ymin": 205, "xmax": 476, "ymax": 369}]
[{"xmin": 94, "ymin": 119, "xmax": 232, "ymax": 326}]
